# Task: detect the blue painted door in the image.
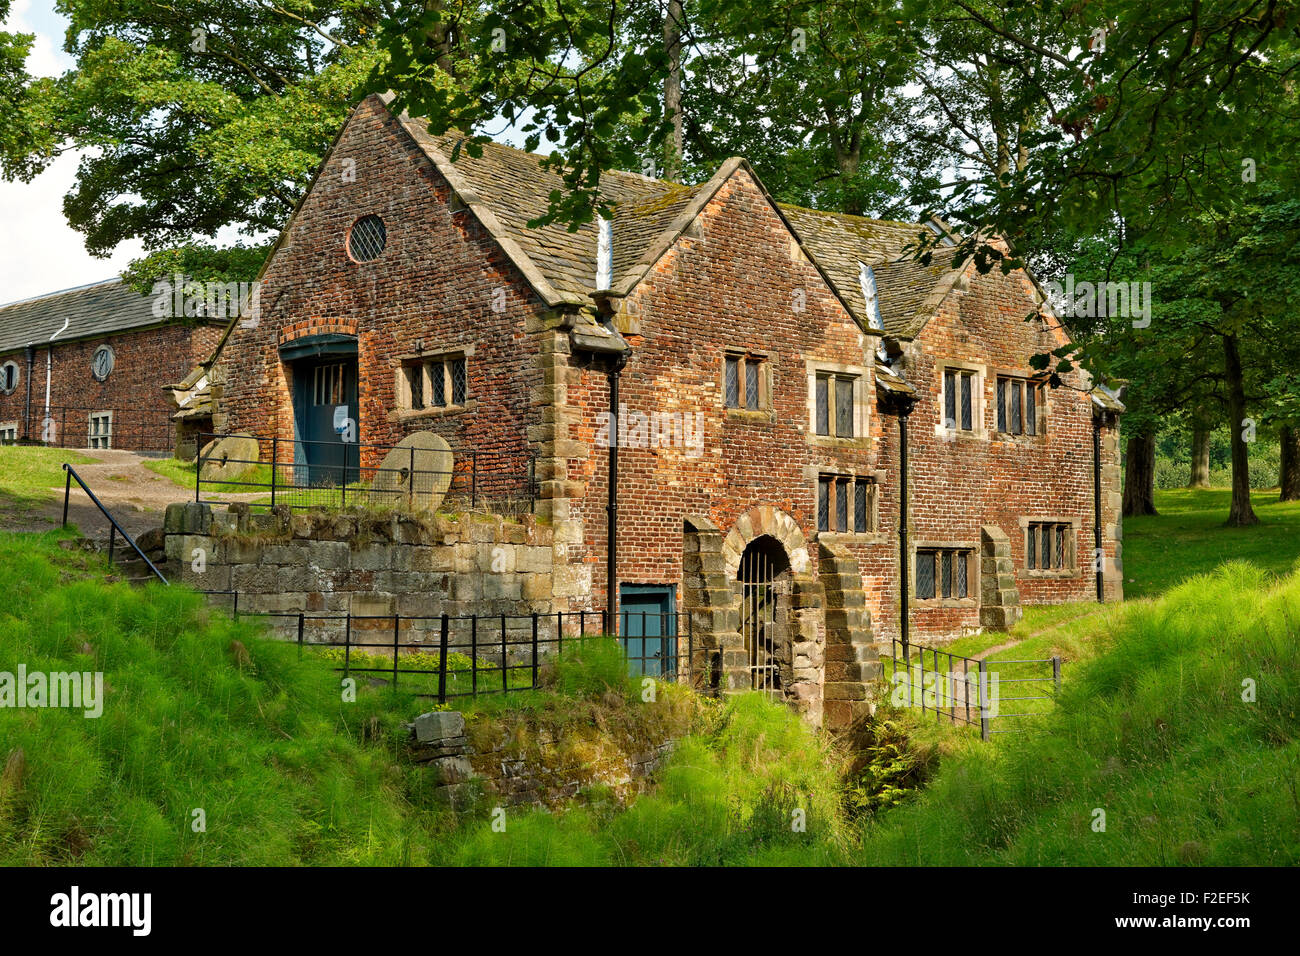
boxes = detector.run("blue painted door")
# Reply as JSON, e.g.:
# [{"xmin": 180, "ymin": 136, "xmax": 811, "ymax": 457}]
[
  {"xmin": 619, "ymin": 585, "xmax": 677, "ymax": 678},
  {"xmin": 294, "ymin": 359, "xmax": 359, "ymax": 487}
]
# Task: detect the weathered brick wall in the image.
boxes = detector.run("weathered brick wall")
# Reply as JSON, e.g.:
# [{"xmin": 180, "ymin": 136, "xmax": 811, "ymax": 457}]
[
  {"xmin": 851, "ymin": 263, "xmax": 1123, "ymax": 642},
  {"xmin": 562, "ymin": 169, "xmax": 878, "ymax": 611},
  {"xmin": 215, "ymin": 96, "xmax": 546, "ymax": 481},
  {"xmin": 0, "ymin": 322, "xmax": 222, "ymax": 448}
]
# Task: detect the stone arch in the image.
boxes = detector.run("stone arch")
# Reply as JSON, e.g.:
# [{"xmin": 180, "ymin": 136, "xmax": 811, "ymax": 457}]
[{"xmin": 722, "ymin": 506, "xmax": 810, "ymax": 581}]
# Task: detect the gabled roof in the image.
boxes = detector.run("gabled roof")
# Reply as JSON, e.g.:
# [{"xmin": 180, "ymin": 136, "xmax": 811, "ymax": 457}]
[
  {"xmin": 383, "ymin": 96, "xmax": 963, "ymax": 335},
  {"xmin": 0, "ymin": 278, "xmax": 197, "ymax": 355}
]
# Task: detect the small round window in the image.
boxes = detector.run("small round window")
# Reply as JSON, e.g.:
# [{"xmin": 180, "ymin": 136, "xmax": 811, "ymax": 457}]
[
  {"xmin": 348, "ymin": 214, "xmax": 387, "ymax": 262},
  {"xmin": 92, "ymin": 345, "xmax": 115, "ymax": 381},
  {"xmin": 0, "ymin": 360, "xmax": 19, "ymax": 394}
]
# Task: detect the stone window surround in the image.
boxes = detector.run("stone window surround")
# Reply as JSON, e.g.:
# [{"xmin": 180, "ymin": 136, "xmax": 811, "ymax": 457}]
[
  {"xmin": 88, "ymin": 410, "xmax": 113, "ymax": 449},
  {"xmin": 991, "ymin": 367, "xmax": 1050, "ymax": 442},
  {"xmin": 810, "ymin": 467, "xmax": 884, "ymax": 538},
  {"xmin": 394, "ymin": 344, "xmax": 476, "ymax": 420},
  {"xmin": 0, "ymin": 359, "xmax": 20, "ymax": 395},
  {"xmin": 0, "ymin": 421, "xmax": 18, "ymax": 443},
  {"xmin": 723, "ymin": 347, "xmax": 775, "ymax": 421},
  {"xmin": 910, "ymin": 539, "xmax": 979, "ymax": 608},
  {"xmin": 934, "ymin": 360, "xmax": 989, "ymax": 442},
  {"xmin": 1018, "ymin": 515, "xmax": 1081, "ymax": 578},
  {"xmin": 804, "ymin": 357, "xmax": 869, "ymax": 445}
]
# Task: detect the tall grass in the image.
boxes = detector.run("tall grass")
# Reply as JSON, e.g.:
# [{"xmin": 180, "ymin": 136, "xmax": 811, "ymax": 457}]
[{"xmin": 0, "ymin": 532, "xmax": 444, "ymax": 865}]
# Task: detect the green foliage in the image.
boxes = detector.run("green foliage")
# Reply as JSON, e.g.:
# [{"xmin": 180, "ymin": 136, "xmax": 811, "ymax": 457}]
[
  {"xmin": 841, "ymin": 710, "xmax": 937, "ymax": 817},
  {"xmin": 0, "ymin": 531, "xmax": 443, "ymax": 865}
]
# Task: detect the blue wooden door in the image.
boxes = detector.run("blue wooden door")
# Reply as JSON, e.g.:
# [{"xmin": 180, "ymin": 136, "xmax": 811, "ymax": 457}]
[
  {"xmin": 619, "ymin": 585, "xmax": 677, "ymax": 678},
  {"xmin": 294, "ymin": 359, "xmax": 359, "ymax": 487}
]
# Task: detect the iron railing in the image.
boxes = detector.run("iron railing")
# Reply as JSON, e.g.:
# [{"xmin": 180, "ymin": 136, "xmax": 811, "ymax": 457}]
[
  {"xmin": 62, "ymin": 463, "xmax": 169, "ymax": 584},
  {"xmin": 198, "ymin": 597, "xmax": 708, "ymax": 702},
  {"xmin": 195, "ymin": 432, "xmax": 537, "ymax": 514},
  {"xmin": 1, "ymin": 406, "xmax": 175, "ymax": 452},
  {"xmin": 885, "ymin": 638, "xmax": 1060, "ymax": 740}
]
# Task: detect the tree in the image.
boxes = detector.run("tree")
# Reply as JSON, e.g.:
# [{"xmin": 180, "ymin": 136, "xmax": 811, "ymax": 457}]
[{"xmin": 0, "ymin": 0, "xmax": 56, "ymax": 179}]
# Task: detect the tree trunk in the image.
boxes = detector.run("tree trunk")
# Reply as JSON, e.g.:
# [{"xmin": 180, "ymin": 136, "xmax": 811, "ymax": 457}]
[
  {"xmin": 1188, "ymin": 423, "xmax": 1211, "ymax": 488},
  {"xmin": 1223, "ymin": 333, "xmax": 1259, "ymax": 526},
  {"xmin": 662, "ymin": 1, "xmax": 684, "ymax": 181},
  {"xmin": 1281, "ymin": 425, "xmax": 1300, "ymax": 501},
  {"xmin": 1122, "ymin": 430, "xmax": 1158, "ymax": 517}
]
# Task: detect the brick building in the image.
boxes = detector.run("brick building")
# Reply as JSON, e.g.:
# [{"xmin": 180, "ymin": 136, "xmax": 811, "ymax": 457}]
[
  {"xmin": 0, "ymin": 278, "xmax": 224, "ymax": 452},
  {"xmin": 208, "ymin": 94, "xmax": 1123, "ymax": 728}
]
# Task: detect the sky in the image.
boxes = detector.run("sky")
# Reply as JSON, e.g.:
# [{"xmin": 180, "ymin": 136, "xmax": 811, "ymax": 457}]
[{"xmin": 0, "ymin": 0, "xmax": 147, "ymax": 305}]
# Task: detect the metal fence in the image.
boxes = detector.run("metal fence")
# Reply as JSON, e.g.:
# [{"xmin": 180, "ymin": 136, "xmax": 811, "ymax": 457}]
[
  {"xmin": 200, "ymin": 595, "xmax": 709, "ymax": 703},
  {"xmin": 195, "ymin": 432, "xmax": 536, "ymax": 513},
  {"xmin": 885, "ymin": 638, "xmax": 1061, "ymax": 740},
  {"xmin": 0, "ymin": 406, "xmax": 174, "ymax": 452}
]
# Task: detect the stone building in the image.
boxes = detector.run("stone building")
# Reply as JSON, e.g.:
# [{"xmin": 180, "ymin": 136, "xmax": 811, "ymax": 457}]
[
  {"xmin": 204, "ymin": 93, "xmax": 1124, "ymax": 729},
  {"xmin": 0, "ymin": 278, "xmax": 224, "ymax": 452}
]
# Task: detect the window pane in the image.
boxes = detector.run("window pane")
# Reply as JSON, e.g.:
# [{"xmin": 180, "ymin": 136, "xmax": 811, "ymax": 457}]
[
  {"xmin": 1042, "ymin": 525, "xmax": 1053, "ymax": 569},
  {"xmin": 854, "ymin": 480, "xmax": 868, "ymax": 533},
  {"xmin": 836, "ymin": 478, "xmax": 849, "ymax": 532},
  {"xmin": 835, "ymin": 377, "xmax": 854, "ymax": 437},
  {"xmin": 957, "ymin": 552, "xmax": 968, "ymax": 597},
  {"xmin": 451, "ymin": 357, "xmax": 467, "ymax": 404},
  {"xmin": 430, "ymin": 360, "xmax": 446, "ymax": 406},
  {"xmin": 1026, "ymin": 384, "xmax": 1036, "ymax": 435},
  {"xmin": 960, "ymin": 373, "xmax": 972, "ymax": 430},
  {"xmin": 745, "ymin": 360, "xmax": 760, "ymax": 410},
  {"xmin": 1028, "ymin": 525, "xmax": 1037, "ymax": 569},
  {"xmin": 997, "ymin": 378, "xmax": 1007, "ymax": 432},
  {"xmin": 916, "ymin": 551, "xmax": 935, "ymax": 600},
  {"xmin": 1057, "ymin": 525, "xmax": 1066, "ymax": 568},
  {"xmin": 817, "ymin": 477, "xmax": 831, "ymax": 532},
  {"xmin": 725, "ymin": 356, "xmax": 739, "ymax": 408},
  {"xmin": 944, "ymin": 370, "xmax": 956, "ymax": 427},
  {"xmin": 815, "ymin": 376, "xmax": 829, "ymax": 435},
  {"xmin": 1011, "ymin": 381, "xmax": 1023, "ymax": 434},
  {"xmin": 941, "ymin": 550, "xmax": 953, "ymax": 598},
  {"xmin": 406, "ymin": 365, "xmax": 424, "ymax": 410}
]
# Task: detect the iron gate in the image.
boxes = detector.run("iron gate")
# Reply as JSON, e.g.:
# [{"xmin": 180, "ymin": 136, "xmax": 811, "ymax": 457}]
[{"xmin": 739, "ymin": 544, "xmax": 781, "ymax": 696}]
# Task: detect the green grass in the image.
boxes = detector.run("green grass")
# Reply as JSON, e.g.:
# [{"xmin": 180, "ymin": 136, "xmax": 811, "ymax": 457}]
[
  {"xmin": 0, "ymin": 531, "xmax": 446, "ymax": 865},
  {"xmin": 0, "ymin": 446, "xmax": 96, "ymax": 509},
  {"xmin": 143, "ymin": 457, "xmax": 275, "ymax": 496},
  {"xmin": 1124, "ymin": 487, "xmax": 1300, "ymax": 599}
]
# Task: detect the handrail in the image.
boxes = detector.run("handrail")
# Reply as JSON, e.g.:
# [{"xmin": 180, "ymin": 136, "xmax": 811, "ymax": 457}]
[{"xmin": 62, "ymin": 463, "xmax": 169, "ymax": 585}]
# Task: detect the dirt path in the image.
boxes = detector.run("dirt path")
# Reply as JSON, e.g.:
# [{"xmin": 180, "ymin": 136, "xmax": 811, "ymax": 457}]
[{"xmin": 3, "ymin": 449, "xmax": 259, "ymax": 540}]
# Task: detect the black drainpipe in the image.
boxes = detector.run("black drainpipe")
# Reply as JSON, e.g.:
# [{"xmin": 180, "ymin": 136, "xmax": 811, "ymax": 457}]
[
  {"xmin": 606, "ymin": 351, "xmax": 628, "ymax": 636},
  {"xmin": 897, "ymin": 396, "xmax": 915, "ymax": 654},
  {"xmin": 1093, "ymin": 413, "xmax": 1104, "ymax": 603},
  {"xmin": 22, "ymin": 345, "xmax": 34, "ymax": 442}
]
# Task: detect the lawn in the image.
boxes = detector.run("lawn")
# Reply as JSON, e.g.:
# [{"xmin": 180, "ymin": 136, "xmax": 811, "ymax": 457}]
[
  {"xmin": 0, "ymin": 446, "xmax": 96, "ymax": 508},
  {"xmin": 1123, "ymin": 487, "xmax": 1300, "ymax": 599}
]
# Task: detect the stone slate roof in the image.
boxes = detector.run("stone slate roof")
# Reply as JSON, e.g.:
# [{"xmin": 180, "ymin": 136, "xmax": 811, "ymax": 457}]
[
  {"xmin": 385, "ymin": 96, "xmax": 960, "ymax": 337},
  {"xmin": 0, "ymin": 278, "xmax": 174, "ymax": 356}
]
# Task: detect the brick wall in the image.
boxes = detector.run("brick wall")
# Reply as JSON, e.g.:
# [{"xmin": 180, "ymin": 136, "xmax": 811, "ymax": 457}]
[
  {"xmin": 216, "ymin": 98, "xmax": 546, "ymax": 483},
  {"xmin": 0, "ymin": 322, "xmax": 222, "ymax": 450}
]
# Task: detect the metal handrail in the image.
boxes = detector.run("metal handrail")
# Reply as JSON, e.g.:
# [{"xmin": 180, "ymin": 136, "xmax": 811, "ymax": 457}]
[{"xmin": 62, "ymin": 463, "xmax": 169, "ymax": 585}]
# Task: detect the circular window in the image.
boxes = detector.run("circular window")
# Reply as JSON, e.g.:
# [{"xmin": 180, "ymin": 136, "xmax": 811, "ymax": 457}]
[
  {"xmin": 0, "ymin": 360, "xmax": 19, "ymax": 395},
  {"xmin": 348, "ymin": 214, "xmax": 387, "ymax": 262},
  {"xmin": 92, "ymin": 345, "xmax": 115, "ymax": 381}
]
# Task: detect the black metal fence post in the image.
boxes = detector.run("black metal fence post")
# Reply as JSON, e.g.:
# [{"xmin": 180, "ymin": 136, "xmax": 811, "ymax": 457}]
[
  {"xmin": 270, "ymin": 436, "xmax": 278, "ymax": 510},
  {"xmin": 471, "ymin": 614, "xmax": 478, "ymax": 696},
  {"xmin": 978, "ymin": 658, "xmax": 990, "ymax": 741},
  {"xmin": 392, "ymin": 614, "xmax": 401, "ymax": 688},
  {"xmin": 297, "ymin": 612, "xmax": 304, "ymax": 661},
  {"xmin": 343, "ymin": 613, "xmax": 352, "ymax": 678},
  {"xmin": 437, "ymin": 613, "xmax": 450, "ymax": 703},
  {"xmin": 1052, "ymin": 656, "xmax": 1061, "ymax": 695},
  {"xmin": 500, "ymin": 613, "xmax": 507, "ymax": 692},
  {"xmin": 62, "ymin": 470, "xmax": 71, "ymax": 527},
  {"xmin": 531, "ymin": 612, "xmax": 539, "ymax": 689},
  {"xmin": 408, "ymin": 445, "xmax": 415, "ymax": 511}
]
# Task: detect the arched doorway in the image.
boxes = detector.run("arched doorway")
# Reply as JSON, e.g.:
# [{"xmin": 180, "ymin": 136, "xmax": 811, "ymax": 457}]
[{"xmin": 738, "ymin": 535, "xmax": 793, "ymax": 696}]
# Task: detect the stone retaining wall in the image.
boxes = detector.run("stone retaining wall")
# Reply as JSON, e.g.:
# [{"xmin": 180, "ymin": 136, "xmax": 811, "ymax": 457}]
[
  {"xmin": 409, "ymin": 710, "xmax": 677, "ymax": 810},
  {"xmin": 162, "ymin": 501, "xmax": 588, "ymax": 645}
]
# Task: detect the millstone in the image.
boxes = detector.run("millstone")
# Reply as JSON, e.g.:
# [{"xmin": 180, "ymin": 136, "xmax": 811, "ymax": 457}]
[
  {"xmin": 368, "ymin": 432, "xmax": 454, "ymax": 511},
  {"xmin": 199, "ymin": 433, "xmax": 261, "ymax": 483}
]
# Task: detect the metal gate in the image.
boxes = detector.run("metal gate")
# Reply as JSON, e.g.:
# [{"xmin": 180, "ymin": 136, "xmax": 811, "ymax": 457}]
[{"xmin": 739, "ymin": 543, "xmax": 782, "ymax": 695}]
